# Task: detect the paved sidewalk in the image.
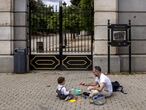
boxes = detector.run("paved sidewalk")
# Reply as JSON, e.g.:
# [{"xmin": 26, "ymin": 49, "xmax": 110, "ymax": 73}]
[{"xmin": 0, "ymin": 71, "xmax": 146, "ymax": 110}]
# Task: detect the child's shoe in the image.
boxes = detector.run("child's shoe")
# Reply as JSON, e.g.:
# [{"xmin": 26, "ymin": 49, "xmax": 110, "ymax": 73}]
[
  {"xmin": 65, "ymin": 96, "xmax": 70, "ymax": 101},
  {"xmin": 65, "ymin": 95, "xmax": 74, "ymax": 101},
  {"xmin": 89, "ymin": 97, "xmax": 94, "ymax": 104}
]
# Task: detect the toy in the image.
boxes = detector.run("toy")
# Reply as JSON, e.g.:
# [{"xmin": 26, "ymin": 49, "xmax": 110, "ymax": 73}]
[
  {"xmin": 71, "ymin": 88, "xmax": 82, "ymax": 96},
  {"xmin": 68, "ymin": 99, "xmax": 76, "ymax": 103},
  {"xmin": 92, "ymin": 94, "xmax": 106, "ymax": 105}
]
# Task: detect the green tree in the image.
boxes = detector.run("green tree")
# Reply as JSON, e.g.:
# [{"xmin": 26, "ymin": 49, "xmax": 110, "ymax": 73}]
[
  {"xmin": 70, "ymin": 0, "xmax": 94, "ymax": 33},
  {"xmin": 30, "ymin": 0, "xmax": 53, "ymax": 34},
  {"xmin": 63, "ymin": 6, "xmax": 80, "ymax": 31},
  {"xmin": 47, "ymin": 13, "xmax": 59, "ymax": 33},
  {"xmin": 30, "ymin": 0, "xmax": 45, "ymax": 14},
  {"xmin": 70, "ymin": 0, "xmax": 81, "ymax": 6},
  {"xmin": 29, "ymin": 0, "xmax": 93, "ymax": 35},
  {"xmin": 79, "ymin": 0, "xmax": 94, "ymax": 32}
]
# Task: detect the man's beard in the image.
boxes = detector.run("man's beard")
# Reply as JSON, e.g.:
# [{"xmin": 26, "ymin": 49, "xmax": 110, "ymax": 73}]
[{"xmin": 94, "ymin": 74, "xmax": 98, "ymax": 77}]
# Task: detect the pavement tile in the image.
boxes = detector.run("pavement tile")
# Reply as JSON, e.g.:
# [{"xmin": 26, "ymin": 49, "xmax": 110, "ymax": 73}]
[{"xmin": 0, "ymin": 72, "xmax": 146, "ymax": 110}]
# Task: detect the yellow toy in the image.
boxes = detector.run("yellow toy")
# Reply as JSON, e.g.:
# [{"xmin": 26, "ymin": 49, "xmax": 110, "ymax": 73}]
[{"xmin": 68, "ymin": 99, "xmax": 77, "ymax": 103}]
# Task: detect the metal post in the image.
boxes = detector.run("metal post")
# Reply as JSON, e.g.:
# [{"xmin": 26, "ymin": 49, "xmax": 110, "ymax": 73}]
[
  {"xmin": 28, "ymin": 0, "xmax": 32, "ymax": 71},
  {"xmin": 91, "ymin": 7, "xmax": 94, "ymax": 69},
  {"xmin": 129, "ymin": 20, "xmax": 131, "ymax": 74},
  {"xmin": 62, "ymin": 2, "xmax": 67, "ymax": 47},
  {"xmin": 108, "ymin": 20, "xmax": 110, "ymax": 74},
  {"xmin": 28, "ymin": 1, "xmax": 31, "ymax": 55},
  {"xmin": 59, "ymin": 1, "xmax": 63, "ymax": 69}
]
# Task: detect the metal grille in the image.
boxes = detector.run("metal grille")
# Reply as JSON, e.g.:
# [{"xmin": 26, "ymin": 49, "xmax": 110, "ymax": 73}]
[{"xmin": 29, "ymin": 1, "xmax": 93, "ymax": 70}]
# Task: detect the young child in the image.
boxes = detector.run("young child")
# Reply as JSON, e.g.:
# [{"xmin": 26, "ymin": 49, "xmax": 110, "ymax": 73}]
[{"xmin": 56, "ymin": 77, "xmax": 75, "ymax": 101}]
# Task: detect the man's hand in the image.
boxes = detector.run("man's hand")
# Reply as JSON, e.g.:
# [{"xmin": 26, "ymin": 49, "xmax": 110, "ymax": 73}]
[{"xmin": 80, "ymin": 82, "xmax": 86, "ymax": 86}]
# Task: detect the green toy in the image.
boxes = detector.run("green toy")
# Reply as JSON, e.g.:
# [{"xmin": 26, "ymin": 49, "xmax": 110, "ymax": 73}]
[{"xmin": 71, "ymin": 88, "xmax": 82, "ymax": 96}]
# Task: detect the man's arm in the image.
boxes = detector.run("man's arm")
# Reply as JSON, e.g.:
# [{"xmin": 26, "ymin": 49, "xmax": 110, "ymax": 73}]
[
  {"xmin": 86, "ymin": 82, "xmax": 97, "ymax": 86},
  {"xmin": 80, "ymin": 82, "xmax": 99, "ymax": 87},
  {"xmin": 90, "ymin": 83, "xmax": 105, "ymax": 92}
]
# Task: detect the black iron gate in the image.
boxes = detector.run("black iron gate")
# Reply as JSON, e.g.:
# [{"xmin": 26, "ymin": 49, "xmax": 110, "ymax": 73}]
[{"xmin": 29, "ymin": 1, "xmax": 93, "ymax": 70}]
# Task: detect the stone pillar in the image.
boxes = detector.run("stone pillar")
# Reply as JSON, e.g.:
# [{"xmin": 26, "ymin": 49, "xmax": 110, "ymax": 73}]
[
  {"xmin": 118, "ymin": 0, "xmax": 146, "ymax": 72},
  {"xmin": 0, "ymin": 0, "xmax": 14, "ymax": 72},
  {"xmin": 14, "ymin": 0, "xmax": 28, "ymax": 49},
  {"xmin": 93, "ymin": 0, "xmax": 120, "ymax": 72},
  {"xmin": 13, "ymin": 0, "xmax": 29, "ymax": 72},
  {"xmin": 0, "ymin": 0, "xmax": 28, "ymax": 73}
]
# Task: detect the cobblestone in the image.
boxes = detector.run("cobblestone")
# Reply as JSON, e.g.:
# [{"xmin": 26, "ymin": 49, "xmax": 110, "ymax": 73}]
[{"xmin": 0, "ymin": 71, "xmax": 146, "ymax": 110}]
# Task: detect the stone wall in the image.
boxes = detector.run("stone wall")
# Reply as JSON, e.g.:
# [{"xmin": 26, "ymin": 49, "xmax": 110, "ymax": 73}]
[
  {"xmin": 94, "ymin": 0, "xmax": 146, "ymax": 72},
  {"xmin": 118, "ymin": 0, "xmax": 146, "ymax": 72},
  {"xmin": 0, "ymin": 0, "xmax": 146, "ymax": 72},
  {"xmin": 0, "ymin": 0, "xmax": 28, "ymax": 73},
  {"xmin": 93, "ymin": 0, "xmax": 120, "ymax": 72},
  {"xmin": 0, "ymin": 0, "xmax": 14, "ymax": 72},
  {"xmin": 14, "ymin": 0, "xmax": 28, "ymax": 49}
]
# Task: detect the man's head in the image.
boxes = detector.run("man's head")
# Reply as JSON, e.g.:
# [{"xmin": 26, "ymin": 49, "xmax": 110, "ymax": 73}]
[
  {"xmin": 93, "ymin": 66, "xmax": 101, "ymax": 77},
  {"xmin": 57, "ymin": 77, "xmax": 65, "ymax": 85}
]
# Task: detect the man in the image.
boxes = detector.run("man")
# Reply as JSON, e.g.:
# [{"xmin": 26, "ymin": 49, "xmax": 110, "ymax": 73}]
[{"xmin": 80, "ymin": 66, "xmax": 113, "ymax": 98}]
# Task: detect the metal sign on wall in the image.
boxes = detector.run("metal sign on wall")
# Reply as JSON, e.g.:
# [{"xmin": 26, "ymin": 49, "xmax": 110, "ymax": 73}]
[
  {"xmin": 108, "ymin": 24, "xmax": 130, "ymax": 47},
  {"xmin": 107, "ymin": 20, "xmax": 131, "ymax": 74}
]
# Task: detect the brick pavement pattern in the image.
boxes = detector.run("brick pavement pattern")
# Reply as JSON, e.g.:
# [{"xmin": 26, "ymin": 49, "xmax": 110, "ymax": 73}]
[{"xmin": 0, "ymin": 71, "xmax": 146, "ymax": 110}]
